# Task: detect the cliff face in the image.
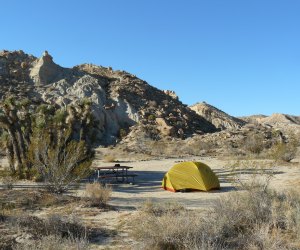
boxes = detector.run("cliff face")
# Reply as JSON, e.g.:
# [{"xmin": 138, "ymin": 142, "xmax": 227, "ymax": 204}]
[
  {"xmin": 0, "ymin": 50, "xmax": 217, "ymax": 145},
  {"xmin": 190, "ymin": 102, "xmax": 246, "ymax": 130}
]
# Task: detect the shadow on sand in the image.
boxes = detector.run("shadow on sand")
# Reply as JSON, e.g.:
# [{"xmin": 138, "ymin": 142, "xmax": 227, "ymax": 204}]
[{"xmin": 82, "ymin": 166, "xmax": 284, "ymax": 196}]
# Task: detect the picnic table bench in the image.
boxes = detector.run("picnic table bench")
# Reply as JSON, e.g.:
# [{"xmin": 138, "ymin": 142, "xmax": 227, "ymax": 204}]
[{"xmin": 90, "ymin": 164, "xmax": 137, "ymax": 184}]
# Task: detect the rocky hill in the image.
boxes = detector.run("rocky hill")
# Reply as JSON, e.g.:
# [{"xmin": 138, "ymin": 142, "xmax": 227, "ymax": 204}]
[
  {"xmin": 190, "ymin": 102, "xmax": 246, "ymax": 130},
  {"xmin": 0, "ymin": 50, "xmax": 217, "ymax": 145},
  {"xmin": 241, "ymin": 113, "xmax": 300, "ymax": 133},
  {"xmin": 239, "ymin": 115, "xmax": 268, "ymax": 125}
]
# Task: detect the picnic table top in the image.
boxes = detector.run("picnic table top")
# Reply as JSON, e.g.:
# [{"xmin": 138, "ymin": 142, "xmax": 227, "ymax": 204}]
[{"xmin": 94, "ymin": 165, "xmax": 133, "ymax": 170}]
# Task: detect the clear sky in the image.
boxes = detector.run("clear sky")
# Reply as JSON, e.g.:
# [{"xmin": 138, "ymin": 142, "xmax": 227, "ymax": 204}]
[{"xmin": 1, "ymin": 0, "xmax": 299, "ymax": 116}]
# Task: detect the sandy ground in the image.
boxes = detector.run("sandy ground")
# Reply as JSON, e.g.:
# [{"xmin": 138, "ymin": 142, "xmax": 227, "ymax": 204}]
[
  {"xmin": 1, "ymin": 154, "xmax": 300, "ymax": 249},
  {"xmin": 83, "ymin": 155, "xmax": 300, "ymax": 249},
  {"xmin": 88, "ymin": 156, "xmax": 300, "ymax": 211}
]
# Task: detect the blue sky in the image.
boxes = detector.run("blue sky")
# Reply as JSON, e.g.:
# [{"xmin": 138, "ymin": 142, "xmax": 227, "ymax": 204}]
[{"xmin": 1, "ymin": 0, "xmax": 299, "ymax": 116}]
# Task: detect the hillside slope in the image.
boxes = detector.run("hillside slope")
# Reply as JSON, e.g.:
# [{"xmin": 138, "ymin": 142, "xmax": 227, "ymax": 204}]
[
  {"xmin": 190, "ymin": 102, "xmax": 246, "ymax": 130},
  {"xmin": 240, "ymin": 113, "xmax": 300, "ymax": 133},
  {"xmin": 0, "ymin": 50, "xmax": 217, "ymax": 145}
]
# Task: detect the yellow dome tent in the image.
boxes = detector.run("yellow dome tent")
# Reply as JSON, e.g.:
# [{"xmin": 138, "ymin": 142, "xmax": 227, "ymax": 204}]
[{"xmin": 162, "ymin": 162, "xmax": 220, "ymax": 192}]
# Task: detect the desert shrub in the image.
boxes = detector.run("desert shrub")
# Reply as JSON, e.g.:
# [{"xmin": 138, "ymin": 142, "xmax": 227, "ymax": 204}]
[
  {"xmin": 14, "ymin": 214, "xmax": 86, "ymax": 239},
  {"xmin": 146, "ymin": 141, "xmax": 172, "ymax": 156},
  {"xmin": 131, "ymin": 201, "xmax": 210, "ymax": 250},
  {"xmin": 131, "ymin": 184, "xmax": 300, "ymax": 249},
  {"xmin": 103, "ymin": 154, "xmax": 116, "ymax": 162},
  {"xmin": 28, "ymin": 129, "xmax": 93, "ymax": 193},
  {"xmin": 9, "ymin": 214, "xmax": 88, "ymax": 250},
  {"xmin": 271, "ymin": 142, "xmax": 297, "ymax": 162},
  {"xmin": 0, "ymin": 190, "xmax": 79, "ymax": 211},
  {"xmin": 141, "ymin": 200, "xmax": 186, "ymax": 216},
  {"xmin": 13, "ymin": 235, "xmax": 89, "ymax": 250},
  {"xmin": 211, "ymin": 183, "xmax": 300, "ymax": 249},
  {"xmin": 144, "ymin": 138, "xmax": 217, "ymax": 157},
  {"xmin": 85, "ymin": 182, "xmax": 112, "ymax": 207},
  {"xmin": 244, "ymin": 133, "xmax": 265, "ymax": 154},
  {"xmin": 182, "ymin": 139, "xmax": 217, "ymax": 155},
  {"xmin": 225, "ymin": 160, "xmax": 275, "ymax": 184}
]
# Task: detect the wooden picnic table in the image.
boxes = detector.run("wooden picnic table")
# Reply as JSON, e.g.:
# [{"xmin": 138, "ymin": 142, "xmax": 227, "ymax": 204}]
[{"xmin": 92, "ymin": 164, "xmax": 136, "ymax": 183}]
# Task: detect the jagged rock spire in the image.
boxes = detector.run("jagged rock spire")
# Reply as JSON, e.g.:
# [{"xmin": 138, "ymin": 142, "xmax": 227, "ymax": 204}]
[{"xmin": 30, "ymin": 50, "xmax": 62, "ymax": 85}]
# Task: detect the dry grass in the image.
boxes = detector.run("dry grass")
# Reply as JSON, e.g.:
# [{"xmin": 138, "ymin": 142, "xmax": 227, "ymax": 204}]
[
  {"xmin": 0, "ymin": 188, "xmax": 117, "ymax": 249},
  {"xmin": 125, "ymin": 138, "xmax": 217, "ymax": 158},
  {"xmin": 85, "ymin": 182, "xmax": 112, "ymax": 207},
  {"xmin": 130, "ymin": 182, "xmax": 300, "ymax": 250},
  {"xmin": 243, "ymin": 133, "xmax": 265, "ymax": 154},
  {"xmin": 14, "ymin": 214, "xmax": 87, "ymax": 239},
  {"xmin": 131, "ymin": 201, "xmax": 203, "ymax": 250},
  {"xmin": 13, "ymin": 235, "xmax": 89, "ymax": 250},
  {"xmin": 141, "ymin": 200, "xmax": 186, "ymax": 216},
  {"xmin": 0, "ymin": 190, "xmax": 80, "ymax": 211},
  {"xmin": 270, "ymin": 142, "xmax": 298, "ymax": 162},
  {"xmin": 0, "ymin": 212, "xmax": 89, "ymax": 250}
]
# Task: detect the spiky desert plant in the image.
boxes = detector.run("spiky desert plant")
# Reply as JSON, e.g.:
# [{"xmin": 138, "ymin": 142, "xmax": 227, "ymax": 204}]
[{"xmin": 28, "ymin": 128, "xmax": 93, "ymax": 193}]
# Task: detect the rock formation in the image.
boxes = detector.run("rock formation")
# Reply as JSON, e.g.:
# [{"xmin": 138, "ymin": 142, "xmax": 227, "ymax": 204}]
[
  {"xmin": 30, "ymin": 51, "xmax": 64, "ymax": 85},
  {"xmin": 240, "ymin": 113, "xmax": 300, "ymax": 133},
  {"xmin": 190, "ymin": 102, "xmax": 246, "ymax": 130},
  {"xmin": 0, "ymin": 50, "xmax": 217, "ymax": 145},
  {"xmin": 163, "ymin": 90, "xmax": 178, "ymax": 100}
]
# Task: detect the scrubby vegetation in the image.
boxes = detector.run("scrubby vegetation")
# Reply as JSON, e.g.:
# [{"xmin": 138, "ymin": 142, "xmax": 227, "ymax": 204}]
[
  {"xmin": 0, "ymin": 189, "xmax": 117, "ymax": 249},
  {"xmin": 131, "ymin": 182, "xmax": 300, "ymax": 250},
  {"xmin": 0, "ymin": 96, "xmax": 95, "ymax": 192},
  {"xmin": 85, "ymin": 182, "xmax": 112, "ymax": 207},
  {"xmin": 243, "ymin": 133, "xmax": 266, "ymax": 155},
  {"xmin": 0, "ymin": 190, "xmax": 86, "ymax": 249},
  {"xmin": 270, "ymin": 133, "xmax": 299, "ymax": 162},
  {"xmin": 0, "ymin": 213, "xmax": 89, "ymax": 250}
]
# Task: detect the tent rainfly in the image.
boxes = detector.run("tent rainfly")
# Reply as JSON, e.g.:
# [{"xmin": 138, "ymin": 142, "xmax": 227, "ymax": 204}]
[{"xmin": 162, "ymin": 161, "xmax": 220, "ymax": 192}]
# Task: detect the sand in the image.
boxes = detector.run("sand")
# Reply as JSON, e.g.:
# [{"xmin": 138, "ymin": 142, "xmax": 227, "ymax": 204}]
[{"xmin": 88, "ymin": 156, "xmax": 300, "ymax": 210}]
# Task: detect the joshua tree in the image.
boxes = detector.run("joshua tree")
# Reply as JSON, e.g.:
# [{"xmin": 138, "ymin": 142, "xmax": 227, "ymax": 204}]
[
  {"xmin": 0, "ymin": 96, "xmax": 95, "ymax": 180},
  {"xmin": 0, "ymin": 97, "xmax": 32, "ymax": 175}
]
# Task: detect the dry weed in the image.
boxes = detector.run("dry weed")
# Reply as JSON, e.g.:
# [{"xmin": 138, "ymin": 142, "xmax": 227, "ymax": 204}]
[
  {"xmin": 13, "ymin": 235, "xmax": 89, "ymax": 250},
  {"xmin": 131, "ymin": 183, "xmax": 300, "ymax": 249},
  {"xmin": 243, "ymin": 133, "xmax": 265, "ymax": 155},
  {"xmin": 85, "ymin": 182, "xmax": 112, "ymax": 207},
  {"xmin": 270, "ymin": 142, "xmax": 298, "ymax": 162},
  {"xmin": 14, "ymin": 214, "xmax": 86, "ymax": 239}
]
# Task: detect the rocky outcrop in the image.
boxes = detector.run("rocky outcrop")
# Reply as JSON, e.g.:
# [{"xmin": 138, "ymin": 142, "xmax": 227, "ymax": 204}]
[
  {"xmin": 30, "ymin": 51, "xmax": 64, "ymax": 85},
  {"xmin": 0, "ymin": 50, "xmax": 217, "ymax": 145},
  {"xmin": 241, "ymin": 113, "xmax": 300, "ymax": 133},
  {"xmin": 239, "ymin": 115, "xmax": 267, "ymax": 125},
  {"xmin": 163, "ymin": 90, "xmax": 178, "ymax": 100},
  {"xmin": 190, "ymin": 102, "xmax": 246, "ymax": 130}
]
